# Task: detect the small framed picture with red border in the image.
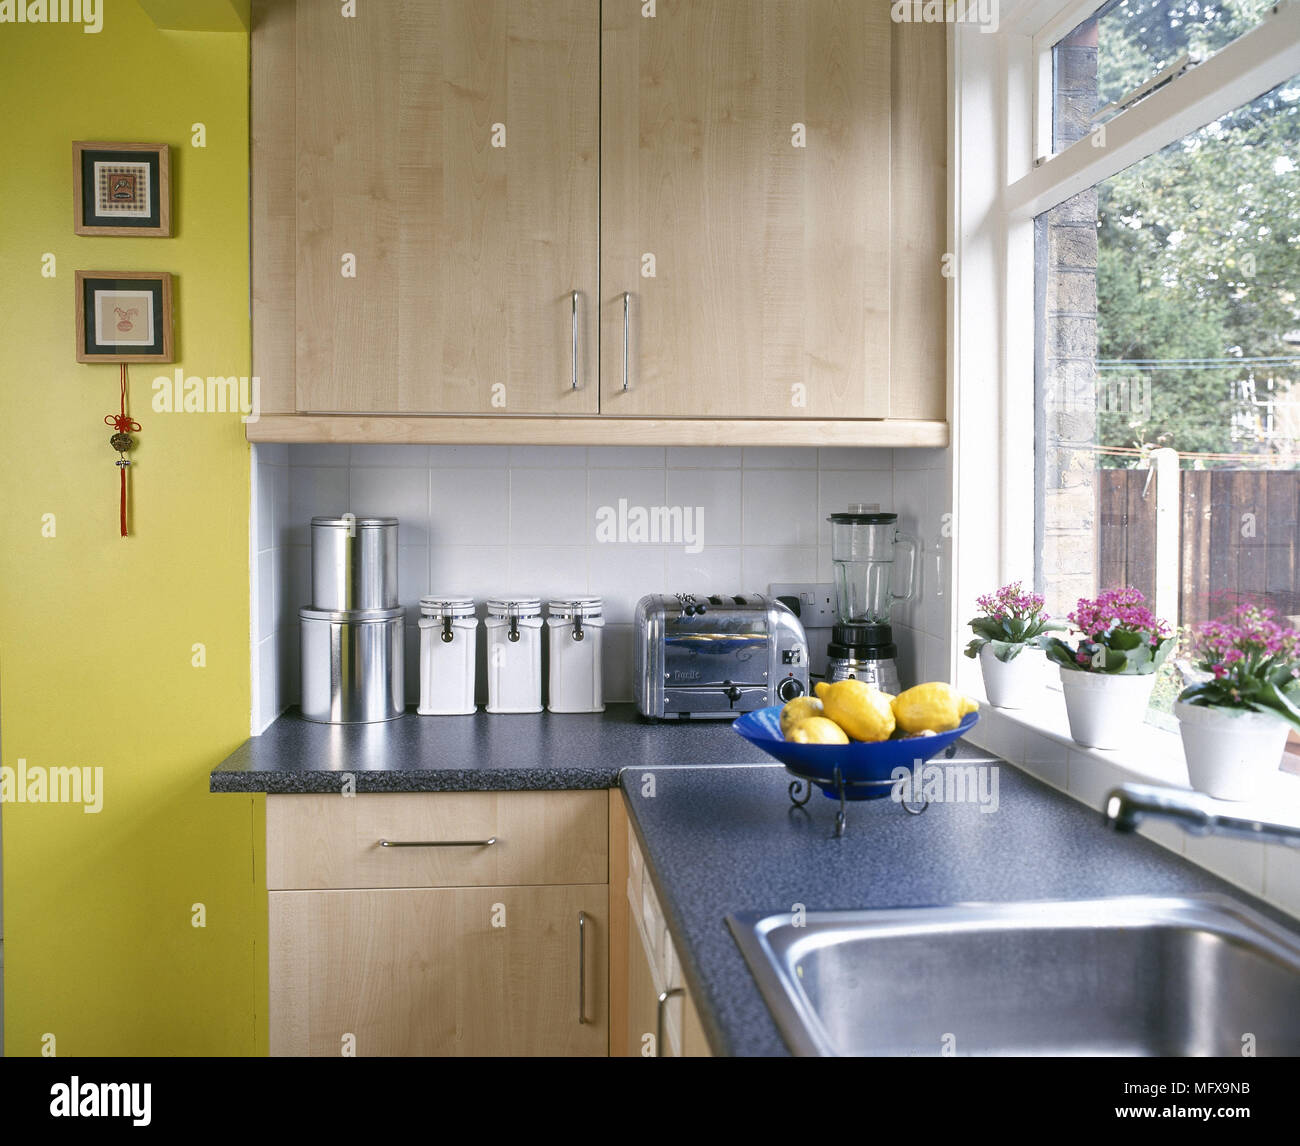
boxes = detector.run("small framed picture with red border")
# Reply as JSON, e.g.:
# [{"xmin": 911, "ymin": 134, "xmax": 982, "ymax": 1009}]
[{"xmin": 73, "ymin": 142, "xmax": 171, "ymax": 237}]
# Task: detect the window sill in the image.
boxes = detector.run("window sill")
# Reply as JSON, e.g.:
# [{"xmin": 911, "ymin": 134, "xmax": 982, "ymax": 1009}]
[{"xmin": 964, "ymin": 679, "xmax": 1300, "ymax": 923}]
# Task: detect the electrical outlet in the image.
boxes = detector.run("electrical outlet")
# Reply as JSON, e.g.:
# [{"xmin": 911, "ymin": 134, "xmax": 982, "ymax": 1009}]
[{"xmin": 768, "ymin": 582, "xmax": 837, "ymax": 627}]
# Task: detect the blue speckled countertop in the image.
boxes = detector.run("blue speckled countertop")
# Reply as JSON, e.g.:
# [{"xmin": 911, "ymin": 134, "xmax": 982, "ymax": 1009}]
[
  {"xmin": 209, "ymin": 704, "xmax": 765, "ymax": 793},
  {"xmin": 619, "ymin": 748, "xmax": 1293, "ymax": 1057},
  {"xmin": 211, "ymin": 707, "xmax": 1295, "ymax": 1059}
]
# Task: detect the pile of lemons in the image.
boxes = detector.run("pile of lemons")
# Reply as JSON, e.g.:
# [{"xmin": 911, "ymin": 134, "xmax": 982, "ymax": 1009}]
[{"xmin": 781, "ymin": 680, "xmax": 977, "ymax": 744}]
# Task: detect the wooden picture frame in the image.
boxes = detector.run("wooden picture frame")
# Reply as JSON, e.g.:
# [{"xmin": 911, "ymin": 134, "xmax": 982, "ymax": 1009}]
[
  {"xmin": 76, "ymin": 271, "xmax": 174, "ymax": 363},
  {"xmin": 73, "ymin": 142, "xmax": 171, "ymax": 237}
]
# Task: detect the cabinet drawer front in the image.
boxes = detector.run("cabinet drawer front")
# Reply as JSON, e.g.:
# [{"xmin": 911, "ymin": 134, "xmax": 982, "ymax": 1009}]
[
  {"xmin": 267, "ymin": 790, "xmax": 608, "ymax": 890},
  {"xmin": 270, "ymin": 885, "xmax": 609, "ymax": 1057}
]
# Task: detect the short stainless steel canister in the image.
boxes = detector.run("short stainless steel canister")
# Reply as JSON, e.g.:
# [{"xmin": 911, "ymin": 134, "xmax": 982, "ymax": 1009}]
[
  {"xmin": 310, "ymin": 516, "xmax": 398, "ymax": 611},
  {"xmin": 299, "ymin": 605, "xmax": 404, "ymax": 723}
]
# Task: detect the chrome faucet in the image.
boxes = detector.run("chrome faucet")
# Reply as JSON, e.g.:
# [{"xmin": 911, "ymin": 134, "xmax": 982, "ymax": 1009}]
[{"xmin": 1105, "ymin": 783, "xmax": 1300, "ymax": 848}]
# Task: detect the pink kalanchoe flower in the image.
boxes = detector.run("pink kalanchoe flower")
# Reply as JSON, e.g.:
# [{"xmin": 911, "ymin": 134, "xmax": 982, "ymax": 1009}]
[{"xmin": 1068, "ymin": 587, "xmax": 1170, "ymax": 643}]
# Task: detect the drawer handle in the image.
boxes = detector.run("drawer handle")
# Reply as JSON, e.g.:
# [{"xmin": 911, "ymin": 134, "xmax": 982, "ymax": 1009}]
[
  {"xmin": 377, "ymin": 837, "xmax": 498, "ymax": 848},
  {"xmin": 656, "ymin": 987, "xmax": 683, "ymax": 1057},
  {"xmin": 577, "ymin": 910, "xmax": 588, "ymax": 1025}
]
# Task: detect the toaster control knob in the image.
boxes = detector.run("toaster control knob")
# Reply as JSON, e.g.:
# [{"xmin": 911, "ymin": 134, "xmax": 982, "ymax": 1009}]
[
  {"xmin": 724, "ymin": 683, "xmax": 743, "ymax": 703},
  {"xmin": 777, "ymin": 677, "xmax": 805, "ymax": 702}
]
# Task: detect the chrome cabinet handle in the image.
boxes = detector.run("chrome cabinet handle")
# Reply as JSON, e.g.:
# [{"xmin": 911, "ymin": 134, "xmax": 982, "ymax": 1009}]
[
  {"xmin": 622, "ymin": 291, "xmax": 631, "ymax": 391},
  {"xmin": 656, "ymin": 987, "xmax": 683, "ymax": 1057},
  {"xmin": 377, "ymin": 837, "xmax": 497, "ymax": 848},
  {"xmin": 571, "ymin": 290, "xmax": 580, "ymax": 391},
  {"xmin": 577, "ymin": 910, "xmax": 589, "ymax": 1025}
]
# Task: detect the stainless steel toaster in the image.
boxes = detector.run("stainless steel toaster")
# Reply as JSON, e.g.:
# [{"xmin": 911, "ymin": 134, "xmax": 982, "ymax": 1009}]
[{"xmin": 634, "ymin": 593, "xmax": 809, "ymax": 720}]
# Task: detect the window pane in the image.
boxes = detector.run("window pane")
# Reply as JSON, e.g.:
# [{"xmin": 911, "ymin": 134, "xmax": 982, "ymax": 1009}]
[
  {"xmin": 1053, "ymin": 0, "xmax": 1271, "ymax": 149},
  {"xmin": 1036, "ymin": 75, "xmax": 1300, "ymax": 719}
]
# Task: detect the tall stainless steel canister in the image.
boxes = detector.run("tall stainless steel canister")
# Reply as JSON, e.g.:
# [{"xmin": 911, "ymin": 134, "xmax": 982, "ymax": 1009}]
[
  {"xmin": 310, "ymin": 516, "xmax": 398, "ymax": 612},
  {"xmin": 299, "ymin": 606, "xmax": 405, "ymax": 723}
]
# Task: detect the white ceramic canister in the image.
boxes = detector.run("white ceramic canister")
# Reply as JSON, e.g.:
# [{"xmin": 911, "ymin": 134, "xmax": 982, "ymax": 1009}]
[
  {"xmin": 547, "ymin": 597, "xmax": 605, "ymax": 713},
  {"xmin": 485, "ymin": 597, "xmax": 544, "ymax": 714},
  {"xmin": 417, "ymin": 596, "xmax": 478, "ymax": 716}
]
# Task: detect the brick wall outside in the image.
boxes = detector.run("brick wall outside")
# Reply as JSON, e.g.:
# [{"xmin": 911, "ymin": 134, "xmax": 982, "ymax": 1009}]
[{"xmin": 1038, "ymin": 26, "xmax": 1100, "ymax": 618}]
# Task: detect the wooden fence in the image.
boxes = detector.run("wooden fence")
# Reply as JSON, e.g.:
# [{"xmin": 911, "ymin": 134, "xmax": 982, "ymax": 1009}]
[{"xmin": 1096, "ymin": 468, "xmax": 1300, "ymax": 628}]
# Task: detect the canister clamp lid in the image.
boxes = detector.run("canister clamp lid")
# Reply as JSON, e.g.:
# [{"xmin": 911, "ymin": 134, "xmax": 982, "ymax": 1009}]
[
  {"xmin": 486, "ymin": 596, "xmax": 542, "ymax": 617},
  {"xmin": 547, "ymin": 596, "xmax": 603, "ymax": 618},
  {"xmin": 419, "ymin": 595, "xmax": 476, "ymax": 618}
]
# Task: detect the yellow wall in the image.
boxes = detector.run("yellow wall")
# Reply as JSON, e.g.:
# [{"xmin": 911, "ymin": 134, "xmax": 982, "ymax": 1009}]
[{"xmin": 0, "ymin": 1, "xmax": 263, "ymax": 1054}]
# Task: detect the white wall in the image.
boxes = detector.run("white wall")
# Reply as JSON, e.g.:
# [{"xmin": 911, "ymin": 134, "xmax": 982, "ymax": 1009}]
[{"xmin": 251, "ymin": 442, "xmax": 954, "ymax": 730}]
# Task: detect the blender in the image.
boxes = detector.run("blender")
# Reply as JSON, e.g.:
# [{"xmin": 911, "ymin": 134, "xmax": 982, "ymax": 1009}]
[{"xmin": 825, "ymin": 505, "xmax": 918, "ymax": 692}]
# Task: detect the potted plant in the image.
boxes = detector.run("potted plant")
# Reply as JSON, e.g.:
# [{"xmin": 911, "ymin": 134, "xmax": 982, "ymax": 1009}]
[
  {"xmin": 1044, "ymin": 588, "xmax": 1175, "ymax": 749},
  {"xmin": 963, "ymin": 582, "xmax": 1064, "ymax": 708},
  {"xmin": 1175, "ymin": 604, "xmax": 1300, "ymax": 801}
]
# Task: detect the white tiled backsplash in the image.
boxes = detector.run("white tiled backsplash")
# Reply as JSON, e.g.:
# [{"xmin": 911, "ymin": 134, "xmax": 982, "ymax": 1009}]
[{"xmin": 250, "ymin": 443, "xmax": 952, "ymax": 732}]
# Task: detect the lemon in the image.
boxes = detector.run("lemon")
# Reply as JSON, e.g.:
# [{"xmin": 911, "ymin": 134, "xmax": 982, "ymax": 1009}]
[
  {"xmin": 813, "ymin": 679, "xmax": 895, "ymax": 742},
  {"xmin": 785, "ymin": 716, "xmax": 850, "ymax": 745},
  {"xmin": 891, "ymin": 682, "xmax": 978, "ymax": 734},
  {"xmin": 779, "ymin": 695, "xmax": 825, "ymax": 737}
]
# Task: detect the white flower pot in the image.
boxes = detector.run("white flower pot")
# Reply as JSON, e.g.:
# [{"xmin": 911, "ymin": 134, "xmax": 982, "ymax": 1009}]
[
  {"xmin": 1176, "ymin": 702, "xmax": 1289, "ymax": 801},
  {"xmin": 978, "ymin": 644, "xmax": 1041, "ymax": 709},
  {"xmin": 1058, "ymin": 667, "xmax": 1156, "ymax": 749}
]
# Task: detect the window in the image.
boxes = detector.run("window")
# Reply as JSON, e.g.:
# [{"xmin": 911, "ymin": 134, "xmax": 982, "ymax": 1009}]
[
  {"xmin": 949, "ymin": 0, "xmax": 1300, "ymax": 721},
  {"xmin": 1050, "ymin": 0, "xmax": 1273, "ymax": 149},
  {"xmin": 1036, "ymin": 61, "xmax": 1300, "ymax": 722}
]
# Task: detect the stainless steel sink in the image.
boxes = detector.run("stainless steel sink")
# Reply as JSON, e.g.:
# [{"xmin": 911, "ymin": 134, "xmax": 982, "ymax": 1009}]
[{"xmin": 727, "ymin": 896, "xmax": 1300, "ymax": 1056}]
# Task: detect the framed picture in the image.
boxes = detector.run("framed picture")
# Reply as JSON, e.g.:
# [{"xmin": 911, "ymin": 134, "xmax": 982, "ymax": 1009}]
[
  {"xmin": 75, "ymin": 271, "xmax": 174, "ymax": 363},
  {"xmin": 73, "ymin": 142, "xmax": 171, "ymax": 237}
]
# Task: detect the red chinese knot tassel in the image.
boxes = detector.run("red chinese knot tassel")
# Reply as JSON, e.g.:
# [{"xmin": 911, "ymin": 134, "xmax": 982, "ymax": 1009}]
[{"xmin": 105, "ymin": 364, "xmax": 141, "ymax": 538}]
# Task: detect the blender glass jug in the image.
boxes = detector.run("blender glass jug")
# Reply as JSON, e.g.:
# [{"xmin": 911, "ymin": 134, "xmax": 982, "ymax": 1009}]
[{"xmin": 828, "ymin": 508, "xmax": 919, "ymax": 624}]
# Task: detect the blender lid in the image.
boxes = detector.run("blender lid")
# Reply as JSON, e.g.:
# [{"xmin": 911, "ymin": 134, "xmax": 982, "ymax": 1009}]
[{"xmin": 827, "ymin": 510, "xmax": 897, "ymax": 524}]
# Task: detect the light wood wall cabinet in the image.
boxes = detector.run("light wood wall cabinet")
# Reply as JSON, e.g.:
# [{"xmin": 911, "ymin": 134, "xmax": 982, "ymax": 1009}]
[
  {"xmin": 601, "ymin": 0, "xmax": 890, "ymax": 419},
  {"xmin": 267, "ymin": 791, "xmax": 609, "ymax": 1057},
  {"xmin": 251, "ymin": 0, "xmax": 947, "ymax": 444},
  {"xmin": 290, "ymin": 0, "xmax": 599, "ymax": 414}
]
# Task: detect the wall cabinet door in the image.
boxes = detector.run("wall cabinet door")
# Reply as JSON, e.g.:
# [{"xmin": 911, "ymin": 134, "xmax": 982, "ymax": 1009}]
[
  {"xmin": 600, "ymin": 0, "xmax": 893, "ymax": 419},
  {"xmin": 270, "ymin": 884, "xmax": 608, "ymax": 1056},
  {"xmin": 294, "ymin": 0, "xmax": 600, "ymax": 414}
]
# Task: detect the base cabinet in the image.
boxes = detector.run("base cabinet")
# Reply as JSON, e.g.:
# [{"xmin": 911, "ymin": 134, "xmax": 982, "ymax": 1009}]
[
  {"xmin": 621, "ymin": 799, "xmax": 712, "ymax": 1058},
  {"xmin": 270, "ymin": 884, "xmax": 608, "ymax": 1056},
  {"xmin": 266, "ymin": 790, "xmax": 609, "ymax": 1057}
]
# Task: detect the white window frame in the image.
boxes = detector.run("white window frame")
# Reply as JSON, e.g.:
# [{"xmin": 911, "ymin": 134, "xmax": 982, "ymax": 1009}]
[{"xmin": 949, "ymin": 0, "xmax": 1300, "ymax": 727}]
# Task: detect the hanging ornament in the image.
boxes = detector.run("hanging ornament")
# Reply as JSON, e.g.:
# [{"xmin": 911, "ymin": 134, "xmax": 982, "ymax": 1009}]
[{"xmin": 104, "ymin": 363, "xmax": 141, "ymax": 538}]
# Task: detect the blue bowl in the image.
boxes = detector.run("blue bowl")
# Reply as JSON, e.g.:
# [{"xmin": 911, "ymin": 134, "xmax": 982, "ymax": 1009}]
[{"xmin": 732, "ymin": 706, "xmax": 980, "ymax": 800}]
